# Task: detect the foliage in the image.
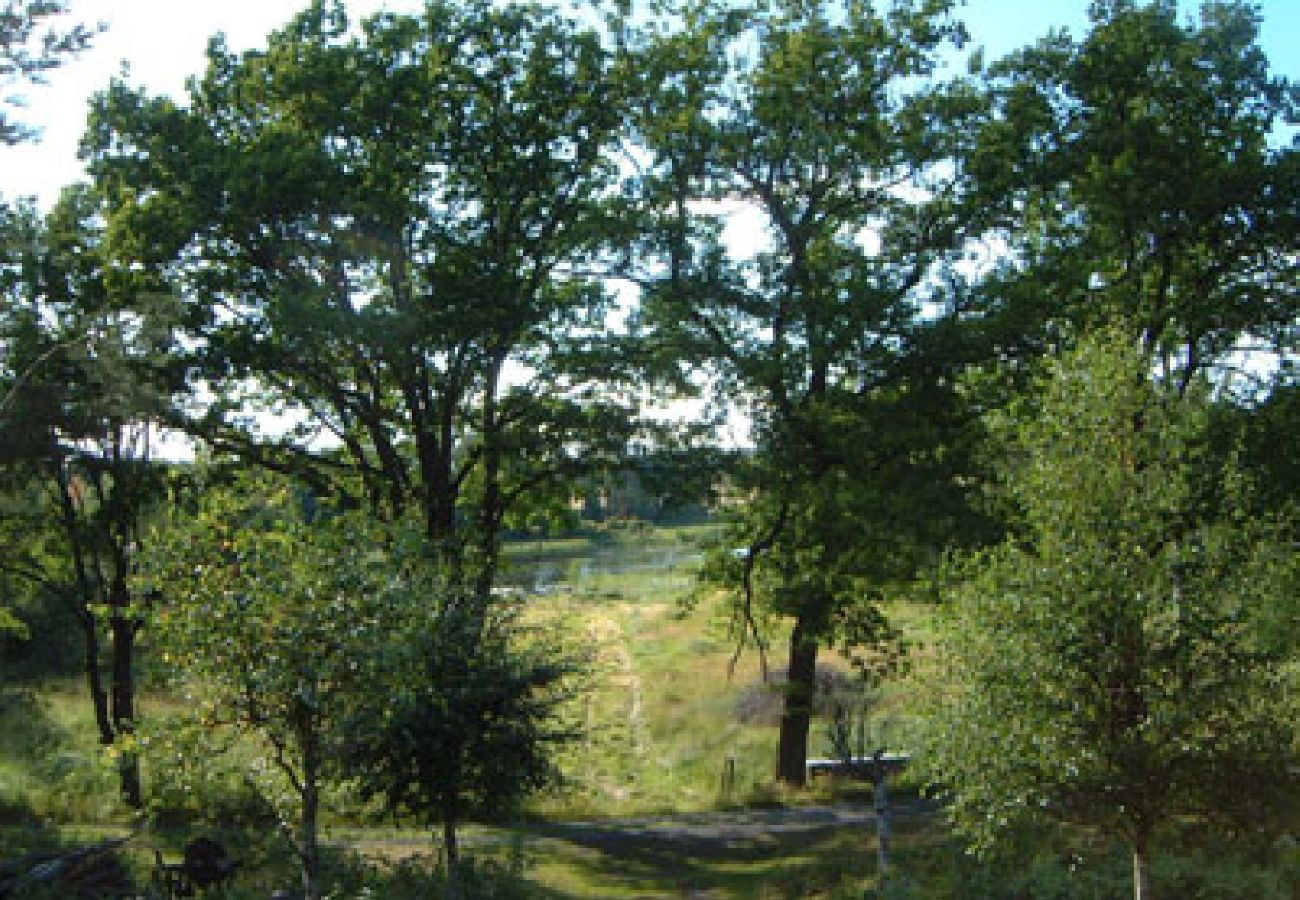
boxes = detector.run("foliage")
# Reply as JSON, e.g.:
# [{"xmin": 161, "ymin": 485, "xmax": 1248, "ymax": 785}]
[
  {"xmin": 969, "ymin": 0, "xmax": 1298, "ymax": 386},
  {"xmin": 316, "ymin": 849, "xmax": 536, "ymax": 900},
  {"xmin": 84, "ymin": 0, "xmax": 640, "ymax": 600},
  {"xmin": 341, "ymin": 573, "xmax": 584, "ymax": 877},
  {"xmin": 0, "ymin": 0, "xmax": 100, "ymax": 144},
  {"xmin": 1225, "ymin": 377, "xmax": 1300, "ymax": 535},
  {"xmin": 135, "ymin": 475, "xmax": 400, "ymax": 900},
  {"xmin": 920, "ymin": 330, "xmax": 1298, "ymax": 898},
  {"xmin": 929, "ymin": 846, "xmax": 1298, "ymax": 900},
  {"xmin": 136, "ymin": 475, "xmax": 583, "ymax": 896},
  {"xmin": 142, "ymin": 718, "xmax": 283, "ymax": 834},
  {"xmin": 0, "ymin": 186, "xmax": 181, "ymax": 806}
]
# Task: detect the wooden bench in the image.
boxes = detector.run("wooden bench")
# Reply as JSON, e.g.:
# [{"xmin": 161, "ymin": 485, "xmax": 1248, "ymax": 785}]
[{"xmin": 805, "ymin": 752, "xmax": 910, "ymax": 780}]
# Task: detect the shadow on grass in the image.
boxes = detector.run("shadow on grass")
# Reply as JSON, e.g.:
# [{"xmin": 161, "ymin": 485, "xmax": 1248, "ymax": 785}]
[{"xmin": 526, "ymin": 818, "xmax": 882, "ymax": 899}]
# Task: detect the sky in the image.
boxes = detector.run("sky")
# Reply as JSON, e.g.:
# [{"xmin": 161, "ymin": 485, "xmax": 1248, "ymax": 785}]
[
  {"xmin": 2, "ymin": 0, "xmax": 1297, "ymax": 209},
  {"xmin": 2, "ymin": 0, "xmax": 1290, "ymax": 454}
]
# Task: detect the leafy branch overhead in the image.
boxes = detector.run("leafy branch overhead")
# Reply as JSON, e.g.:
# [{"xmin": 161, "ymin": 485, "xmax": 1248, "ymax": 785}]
[
  {"xmin": 84, "ymin": 0, "xmax": 642, "ymax": 597},
  {"xmin": 1, "ymin": 0, "xmax": 101, "ymax": 144}
]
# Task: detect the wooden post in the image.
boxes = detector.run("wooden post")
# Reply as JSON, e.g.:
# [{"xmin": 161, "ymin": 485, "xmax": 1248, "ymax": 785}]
[{"xmin": 874, "ymin": 765, "xmax": 891, "ymax": 880}]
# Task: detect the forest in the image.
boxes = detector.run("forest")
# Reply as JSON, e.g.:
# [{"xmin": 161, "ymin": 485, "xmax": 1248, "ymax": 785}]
[{"xmin": 1, "ymin": 0, "xmax": 1296, "ymax": 898}]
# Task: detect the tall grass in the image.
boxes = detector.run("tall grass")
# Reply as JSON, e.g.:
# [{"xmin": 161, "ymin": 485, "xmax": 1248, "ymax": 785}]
[
  {"xmin": 519, "ymin": 525, "xmax": 860, "ymax": 818},
  {"xmin": 0, "ymin": 686, "xmax": 125, "ymax": 835}
]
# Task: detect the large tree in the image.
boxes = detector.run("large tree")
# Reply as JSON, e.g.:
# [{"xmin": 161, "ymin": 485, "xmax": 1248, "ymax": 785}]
[
  {"xmin": 85, "ymin": 0, "xmax": 638, "ymax": 604},
  {"xmin": 0, "ymin": 186, "xmax": 177, "ymax": 807},
  {"xmin": 967, "ymin": 0, "xmax": 1297, "ymax": 389},
  {"xmin": 921, "ymin": 330, "xmax": 1298, "ymax": 900},
  {"xmin": 625, "ymin": 0, "xmax": 992, "ymax": 783}
]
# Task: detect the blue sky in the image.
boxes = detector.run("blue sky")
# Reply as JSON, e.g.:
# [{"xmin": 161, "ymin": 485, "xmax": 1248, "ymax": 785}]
[
  {"xmin": 2, "ymin": 0, "xmax": 1296, "ymax": 208},
  {"xmin": 964, "ymin": 0, "xmax": 1297, "ymax": 75}
]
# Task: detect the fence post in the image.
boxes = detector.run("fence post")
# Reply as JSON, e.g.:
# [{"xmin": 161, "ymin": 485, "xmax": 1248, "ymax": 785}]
[{"xmin": 720, "ymin": 754, "xmax": 737, "ymax": 800}]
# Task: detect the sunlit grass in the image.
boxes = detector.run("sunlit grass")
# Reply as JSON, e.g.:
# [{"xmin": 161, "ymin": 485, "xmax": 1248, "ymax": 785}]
[
  {"xmin": 0, "ymin": 522, "xmax": 906, "ymax": 850},
  {"xmin": 522, "ymin": 528, "xmax": 783, "ymax": 818},
  {"xmin": 518, "ymin": 524, "xmax": 880, "ymax": 819}
]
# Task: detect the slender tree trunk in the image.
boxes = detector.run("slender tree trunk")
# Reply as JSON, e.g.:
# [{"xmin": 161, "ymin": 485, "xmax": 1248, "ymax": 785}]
[
  {"xmin": 300, "ymin": 725, "xmax": 322, "ymax": 900},
  {"xmin": 776, "ymin": 614, "xmax": 818, "ymax": 785},
  {"xmin": 108, "ymin": 567, "xmax": 142, "ymax": 808},
  {"xmin": 442, "ymin": 815, "xmax": 461, "ymax": 900},
  {"xmin": 1132, "ymin": 833, "xmax": 1152, "ymax": 900},
  {"xmin": 76, "ymin": 608, "xmax": 114, "ymax": 745},
  {"xmin": 54, "ymin": 464, "xmax": 117, "ymax": 753},
  {"xmin": 473, "ymin": 353, "xmax": 507, "ymax": 609}
]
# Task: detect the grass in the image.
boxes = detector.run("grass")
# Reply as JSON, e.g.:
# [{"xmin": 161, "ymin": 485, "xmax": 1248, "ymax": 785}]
[
  {"xmin": 521, "ymin": 533, "xmax": 788, "ymax": 817},
  {"xmin": 519, "ymin": 524, "xmax": 911, "ymax": 819},
  {"xmin": 0, "ymin": 684, "xmax": 126, "ymax": 835},
  {"xmin": 4, "ymin": 522, "xmax": 1298, "ymax": 898},
  {"xmin": 522, "ymin": 825, "xmax": 883, "ymax": 898}
]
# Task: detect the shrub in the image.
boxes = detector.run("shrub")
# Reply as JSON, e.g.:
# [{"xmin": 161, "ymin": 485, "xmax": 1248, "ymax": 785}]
[
  {"xmin": 952, "ymin": 846, "xmax": 1295, "ymax": 900},
  {"xmin": 314, "ymin": 852, "xmax": 534, "ymax": 900}
]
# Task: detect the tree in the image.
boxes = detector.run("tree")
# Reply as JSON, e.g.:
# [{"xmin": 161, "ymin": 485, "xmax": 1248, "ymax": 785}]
[
  {"xmin": 0, "ymin": 186, "xmax": 177, "ymax": 807},
  {"xmin": 85, "ymin": 0, "xmax": 639, "ymax": 608},
  {"xmin": 341, "ymin": 581, "xmax": 581, "ymax": 892},
  {"xmin": 920, "ymin": 330, "xmax": 1297, "ymax": 900},
  {"xmin": 625, "ymin": 0, "xmax": 993, "ymax": 783},
  {"xmin": 136, "ymin": 477, "xmax": 395, "ymax": 900},
  {"xmin": 1, "ymin": 0, "xmax": 100, "ymax": 144},
  {"xmin": 968, "ymin": 0, "xmax": 1298, "ymax": 390},
  {"xmin": 138, "ymin": 475, "xmax": 582, "ymax": 899}
]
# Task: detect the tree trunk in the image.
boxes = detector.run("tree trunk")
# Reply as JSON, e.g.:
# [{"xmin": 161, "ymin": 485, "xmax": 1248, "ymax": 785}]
[
  {"xmin": 473, "ymin": 353, "xmax": 506, "ymax": 609},
  {"xmin": 76, "ymin": 609, "xmax": 114, "ymax": 747},
  {"xmin": 776, "ymin": 614, "xmax": 818, "ymax": 785},
  {"xmin": 108, "ymin": 568, "xmax": 142, "ymax": 809},
  {"xmin": 55, "ymin": 464, "xmax": 116, "ymax": 757},
  {"xmin": 442, "ymin": 815, "xmax": 461, "ymax": 900},
  {"xmin": 300, "ymin": 725, "xmax": 322, "ymax": 900},
  {"xmin": 1132, "ymin": 832, "xmax": 1152, "ymax": 900}
]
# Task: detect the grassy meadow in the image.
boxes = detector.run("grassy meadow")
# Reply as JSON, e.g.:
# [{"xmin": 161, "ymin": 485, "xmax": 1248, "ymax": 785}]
[{"xmin": 2, "ymin": 523, "xmax": 1297, "ymax": 898}]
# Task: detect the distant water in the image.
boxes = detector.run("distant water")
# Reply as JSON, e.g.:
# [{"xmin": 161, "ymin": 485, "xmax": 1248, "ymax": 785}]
[{"xmin": 500, "ymin": 539, "xmax": 701, "ymax": 593}]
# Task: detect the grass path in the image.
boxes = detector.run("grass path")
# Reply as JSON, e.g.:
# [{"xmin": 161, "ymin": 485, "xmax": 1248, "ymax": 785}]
[
  {"xmin": 591, "ymin": 612, "xmax": 645, "ymax": 753},
  {"xmin": 335, "ymin": 802, "xmax": 941, "ymax": 898}
]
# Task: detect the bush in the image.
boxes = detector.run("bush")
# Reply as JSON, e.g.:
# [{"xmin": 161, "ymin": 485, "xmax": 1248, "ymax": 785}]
[
  {"xmin": 951, "ymin": 846, "xmax": 1295, "ymax": 900},
  {"xmin": 140, "ymin": 721, "xmax": 292, "ymax": 884}
]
